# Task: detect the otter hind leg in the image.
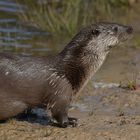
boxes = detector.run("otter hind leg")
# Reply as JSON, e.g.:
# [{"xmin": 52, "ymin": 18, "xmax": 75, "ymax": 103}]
[
  {"xmin": 50, "ymin": 100, "xmax": 78, "ymax": 128},
  {"xmin": 0, "ymin": 100, "xmax": 28, "ymax": 120}
]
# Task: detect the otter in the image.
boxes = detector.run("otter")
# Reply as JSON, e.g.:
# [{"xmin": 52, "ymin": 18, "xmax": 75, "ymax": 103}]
[{"xmin": 0, "ymin": 22, "xmax": 133, "ymax": 127}]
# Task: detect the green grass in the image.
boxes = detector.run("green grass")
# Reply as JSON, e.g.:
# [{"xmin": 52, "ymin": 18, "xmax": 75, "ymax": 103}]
[{"xmin": 17, "ymin": 0, "xmax": 132, "ymax": 39}]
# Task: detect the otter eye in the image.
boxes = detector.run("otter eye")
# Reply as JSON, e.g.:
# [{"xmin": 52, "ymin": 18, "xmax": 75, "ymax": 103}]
[
  {"xmin": 112, "ymin": 26, "xmax": 118, "ymax": 32},
  {"xmin": 92, "ymin": 29, "xmax": 100, "ymax": 36}
]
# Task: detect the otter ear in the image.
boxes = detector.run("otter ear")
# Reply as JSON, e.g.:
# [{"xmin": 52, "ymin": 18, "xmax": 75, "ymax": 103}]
[{"xmin": 92, "ymin": 29, "xmax": 100, "ymax": 36}]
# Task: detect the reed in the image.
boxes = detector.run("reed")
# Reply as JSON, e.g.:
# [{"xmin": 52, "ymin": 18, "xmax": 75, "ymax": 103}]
[{"xmin": 17, "ymin": 0, "xmax": 131, "ymax": 38}]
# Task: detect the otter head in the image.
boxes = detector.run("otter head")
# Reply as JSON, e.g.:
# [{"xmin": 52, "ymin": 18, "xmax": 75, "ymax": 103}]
[
  {"xmin": 62, "ymin": 22, "xmax": 133, "ymax": 57},
  {"xmin": 81, "ymin": 22, "xmax": 133, "ymax": 53},
  {"xmin": 62, "ymin": 22, "xmax": 133, "ymax": 58}
]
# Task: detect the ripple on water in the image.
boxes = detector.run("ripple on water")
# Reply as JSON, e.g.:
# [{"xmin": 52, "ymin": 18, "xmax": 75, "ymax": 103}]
[{"xmin": 0, "ymin": 0, "xmax": 50, "ymax": 55}]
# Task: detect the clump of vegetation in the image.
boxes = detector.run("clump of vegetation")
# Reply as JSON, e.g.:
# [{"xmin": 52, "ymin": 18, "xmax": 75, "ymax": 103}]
[
  {"xmin": 122, "ymin": 80, "xmax": 137, "ymax": 90},
  {"xmin": 17, "ymin": 0, "xmax": 134, "ymax": 38},
  {"xmin": 119, "ymin": 72, "xmax": 139, "ymax": 90}
]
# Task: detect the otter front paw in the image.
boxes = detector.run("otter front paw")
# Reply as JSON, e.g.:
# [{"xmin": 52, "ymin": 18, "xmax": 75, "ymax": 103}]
[
  {"xmin": 68, "ymin": 117, "xmax": 78, "ymax": 127},
  {"xmin": 60, "ymin": 117, "xmax": 78, "ymax": 128}
]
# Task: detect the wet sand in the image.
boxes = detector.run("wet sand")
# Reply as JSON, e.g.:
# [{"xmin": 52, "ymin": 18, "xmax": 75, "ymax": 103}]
[{"xmin": 0, "ymin": 86, "xmax": 140, "ymax": 140}]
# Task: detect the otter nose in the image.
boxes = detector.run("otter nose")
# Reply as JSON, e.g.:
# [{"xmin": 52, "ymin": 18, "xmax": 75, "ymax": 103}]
[{"xmin": 126, "ymin": 26, "xmax": 133, "ymax": 34}]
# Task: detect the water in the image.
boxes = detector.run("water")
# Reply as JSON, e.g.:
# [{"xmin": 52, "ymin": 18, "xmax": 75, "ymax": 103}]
[{"xmin": 0, "ymin": 0, "xmax": 52, "ymax": 56}]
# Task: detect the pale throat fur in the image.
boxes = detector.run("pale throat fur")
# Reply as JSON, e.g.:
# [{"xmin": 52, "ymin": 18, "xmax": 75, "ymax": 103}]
[{"xmin": 59, "ymin": 36, "xmax": 110, "ymax": 94}]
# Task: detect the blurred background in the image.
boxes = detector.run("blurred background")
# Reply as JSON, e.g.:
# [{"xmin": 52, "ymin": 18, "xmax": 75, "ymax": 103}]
[{"xmin": 0, "ymin": 0, "xmax": 140, "ymax": 83}]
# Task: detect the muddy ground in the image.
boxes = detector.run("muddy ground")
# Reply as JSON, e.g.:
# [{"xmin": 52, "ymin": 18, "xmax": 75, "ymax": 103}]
[{"xmin": 0, "ymin": 84, "xmax": 140, "ymax": 140}]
